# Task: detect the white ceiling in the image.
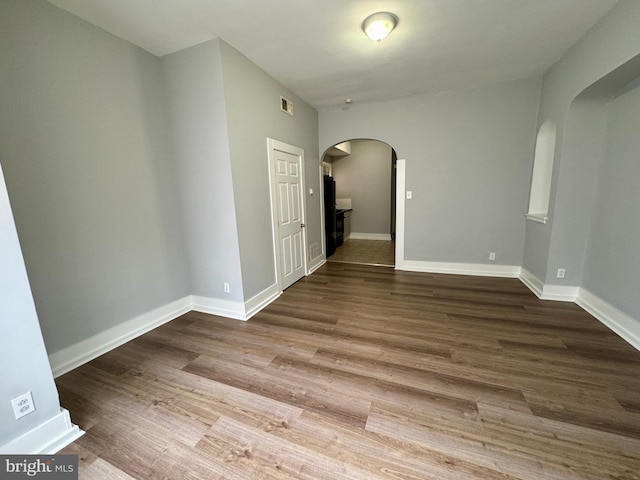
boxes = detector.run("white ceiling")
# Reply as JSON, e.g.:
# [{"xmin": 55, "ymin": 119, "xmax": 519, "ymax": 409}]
[{"xmin": 46, "ymin": 0, "xmax": 619, "ymax": 110}]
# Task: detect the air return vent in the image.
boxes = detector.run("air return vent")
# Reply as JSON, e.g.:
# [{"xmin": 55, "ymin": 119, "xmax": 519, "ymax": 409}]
[{"xmin": 280, "ymin": 96, "xmax": 294, "ymax": 116}]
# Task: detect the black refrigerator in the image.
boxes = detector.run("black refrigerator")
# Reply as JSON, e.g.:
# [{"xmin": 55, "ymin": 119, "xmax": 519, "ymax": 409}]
[{"xmin": 324, "ymin": 175, "xmax": 337, "ymax": 257}]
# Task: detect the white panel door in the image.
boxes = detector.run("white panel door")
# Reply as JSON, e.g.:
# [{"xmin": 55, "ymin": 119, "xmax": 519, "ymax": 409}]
[{"xmin": 275, "ymin": 149, "xmax": 305, "ymax": 289}]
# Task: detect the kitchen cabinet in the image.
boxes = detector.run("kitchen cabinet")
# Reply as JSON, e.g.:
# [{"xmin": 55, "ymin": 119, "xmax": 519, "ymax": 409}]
[
  {"xmin": 344, "ymin": 209, "xmax": 352, "ymax": 240},
  {"xmin": 336, "ymin": 208, "xmax": 352, "ymax": 247},
  {"xmin": 336, "ymin": 211, "xmax": 344, "ymax": 247}
]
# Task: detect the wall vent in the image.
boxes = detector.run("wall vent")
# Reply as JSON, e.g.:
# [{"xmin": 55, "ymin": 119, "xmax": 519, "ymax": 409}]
[
  {"xmin": 280, "ymin": 96, "xmax": 294, "ymax": 116},
  {"xmin": 309, "ymin": 242, "xmax": 320, "ymax": 260}
]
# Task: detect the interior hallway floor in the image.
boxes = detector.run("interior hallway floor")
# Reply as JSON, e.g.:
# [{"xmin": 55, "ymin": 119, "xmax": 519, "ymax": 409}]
[{"xmin": 328, "ymin": 238, "xmax": 395, "ymax": 266}]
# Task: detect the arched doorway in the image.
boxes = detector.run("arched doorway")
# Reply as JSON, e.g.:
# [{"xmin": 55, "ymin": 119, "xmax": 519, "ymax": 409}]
[{"xmin": 321, "ymin": 139, "xmax": 398, "ymax": 266}]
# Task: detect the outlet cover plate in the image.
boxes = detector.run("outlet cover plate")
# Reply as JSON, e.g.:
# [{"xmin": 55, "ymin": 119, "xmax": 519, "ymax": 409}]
[{"xmin": 11, "ymin": 392, "xmax": 35, "ymax": 419}]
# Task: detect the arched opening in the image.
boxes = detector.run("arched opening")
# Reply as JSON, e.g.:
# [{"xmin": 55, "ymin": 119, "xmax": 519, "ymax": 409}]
[{"xmin": 321, "ymin": 139, "xmax": 398, "ymax": 266}]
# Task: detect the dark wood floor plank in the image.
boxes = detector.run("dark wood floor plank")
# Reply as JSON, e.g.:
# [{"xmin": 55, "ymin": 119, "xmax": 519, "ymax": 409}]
[{"xmin": 57, "ymin": 263, "xmax": 640, "ymax": 479}]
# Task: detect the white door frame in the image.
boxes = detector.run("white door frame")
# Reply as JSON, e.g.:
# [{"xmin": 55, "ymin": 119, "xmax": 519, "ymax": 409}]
[
  {"xmin": 318, "ymin": 163, "xmax": 327, "ymax": 259},
  {"xmin": 395, "ymin": 159, "xmax": 406, "ymax": 268},
  {"xmin": 267, "ymin": 138, "xmax": 308, "ymax": 292}
]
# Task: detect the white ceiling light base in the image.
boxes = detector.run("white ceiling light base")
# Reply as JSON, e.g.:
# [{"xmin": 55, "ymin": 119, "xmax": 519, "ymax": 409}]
[{"xmin": 362, "ymin": 12, "xmax": 398, "ymax": 43}]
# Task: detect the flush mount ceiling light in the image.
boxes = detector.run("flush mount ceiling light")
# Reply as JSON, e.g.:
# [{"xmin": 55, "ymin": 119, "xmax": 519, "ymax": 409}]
[{"xmin": 362, "ymin": 12, "xmax": 398, "ymax": 43}]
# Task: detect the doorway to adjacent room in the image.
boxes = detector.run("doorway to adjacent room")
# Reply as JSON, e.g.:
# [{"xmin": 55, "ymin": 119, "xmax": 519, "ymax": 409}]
[{"xmin": 321, "ymin": 139, "xmax": 398, "ymax": 267}]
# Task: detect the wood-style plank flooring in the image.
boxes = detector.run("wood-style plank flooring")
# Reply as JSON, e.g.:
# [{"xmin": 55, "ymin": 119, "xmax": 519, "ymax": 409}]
[{"xmin": 57, "ymin": 263, "xmax": 640, "ymax": 479}]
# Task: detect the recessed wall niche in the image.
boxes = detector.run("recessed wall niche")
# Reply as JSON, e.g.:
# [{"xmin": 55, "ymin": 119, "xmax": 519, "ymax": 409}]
[{"xmin": 526, "ymin": 119, "xmax": 556, "ymax": 223}]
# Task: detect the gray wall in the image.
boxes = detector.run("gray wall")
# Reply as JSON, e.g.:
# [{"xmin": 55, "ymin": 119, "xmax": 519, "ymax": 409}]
[
  {"xmin": 163, "ymin": 39, "xmax": 321, "ymax": 303},
  {"xmin": 0, "ymin": 165, "xmax": 61, "ymax": 447},
  {"xmin": 582, "ymin": 82, "xmax": 640, "ymax": 319},
  {"xmin": 331, "ymin": 140, "xmax": 392, "ymax": 235},
  {"xmin": 544, "ymin": 97, "xmax": 607, "ymax": 286},
  {"xmin": 320, "ymin": 78, "xmax": 541, "ymax": 265},
  {"xmin": 218, "ymin": 41, "xmax": 320, "ymax": 298},
  {"xmin": 0, "ymin": 0, "xmax": 190, "ymax": 355},
  {"xmin": 522, "ymin": 0, "xmax": 640, "ymax": 283},
  {"xmin": 0, "ymin": 0, "xmax": 320, "ymax": 367},
  {"xmin": 162, "ymin": 40, "xmax": 244, "ymax": 302}
]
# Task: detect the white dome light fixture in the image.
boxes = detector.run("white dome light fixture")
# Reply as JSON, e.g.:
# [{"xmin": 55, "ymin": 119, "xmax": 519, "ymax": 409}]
[{"xmin": 362, "ymin": 12, "xmax": 398, "ymax": 43}]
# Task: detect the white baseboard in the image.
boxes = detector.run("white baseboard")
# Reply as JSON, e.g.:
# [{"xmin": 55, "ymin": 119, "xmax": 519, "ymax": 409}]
[
  {"xmin": 49, "ymin": 296, "xmax": 192, "ymax": 377},
  {"xmin": 192, "ymin": 282, "xmax": 280, "ymax": 321},
  {"xmin": 308, "ymin": 257, "xmax": 326, "ymax": 274},
  {"xmin": 349, "ymin": 232, "xmax": 392, "ymax": 241},
  {"xmin": 519, "ymin": 269, "xmax": 577, "ymax": 301},
  {"xmin": 0, "ymin": 408, "xmax": 84, "ymax": 454},
  {"xmin": 577, "ymin": 289, "xmax": 640, "ymax": 351},
  {"xmin": 191, "ymin": 295, "xmax": 246, "ymax": 320},
  {"xmin": 519, "ymin": 268, "xmax": 544, "ymax": 297},
  {"xmin": 244, "ymin": 283, "xmax": 280, "ymax": 319},
  {"xmin": 398, "ymin": 260, "xmax": 521, "ymax": 278},
  {"xmin": 540, "ymin": 284, "xmax": 579, "ymax": 302},
  {"xmin": 49, "ymin": 284, "xmax": 283, "ymax": 377},
  {"xmin": 519, "ymin": 270, "xmax": 639, "ymax": 351}
]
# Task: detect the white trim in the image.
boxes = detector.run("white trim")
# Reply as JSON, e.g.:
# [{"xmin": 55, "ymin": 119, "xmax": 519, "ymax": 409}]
[
  {"xmin": 244, "ymin": 283, "xmax": 280, "ymax": 319},
  {"xmin": 308, "ymin": 257, "xmax": 326, "ymax": 274},
  {"xmin": 318, "ymin": 164, "xmax": 327, "ymax": 258},
  {"xmin": 49, "ymin": 296, "xmax": 192, "ymax": 377},
  {"xmin": 191, "ymin": 295, "xmax": 246, "ymax": 320},
  {"xmin": 50, "ymin": 284, "xmax": 284, "ymax": 377},
  {"xmin": 519, "ymin": 269, "xmax": 578, "ymax": 301},
  {"xmin": 519, "ymin": 268, "xmax": 544, "ymax": 298},
  {"xmin": 398, "ymin": 260, "xmax": 521, "ymax": 278},
  {"xmin": 519, "ymin": 271, "xmax": 639, "ymax": 351},
  {"xmin": 540, "ymin": 284, "xmax": 579, "ymax": 302},
  {"xmin": 195, "ymin": 283, "xmax": 280, "ymax": 321},
  {"xmin": 577, "ymin": 289, "xmax": 640, "ymax": 351},
  {"xmin": 349, "ymin": 232, "xmax": 392, "ymax": 241},
  {"xmin": 0, "ymin": 408, "xmax": 84, "ymax": 454},
  {"xmin": 525, "ymin": 213, "xmax": 548, "ymax": 224},
  {"xmin": 395, "ymin": 159, "xmax": 406, "ymax": 267}
]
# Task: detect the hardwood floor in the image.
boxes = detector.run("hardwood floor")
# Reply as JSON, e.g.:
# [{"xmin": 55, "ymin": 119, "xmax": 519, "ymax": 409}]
[{"xmin": 57, "ymin": 263, "xmax": 640, "ymax": 479}]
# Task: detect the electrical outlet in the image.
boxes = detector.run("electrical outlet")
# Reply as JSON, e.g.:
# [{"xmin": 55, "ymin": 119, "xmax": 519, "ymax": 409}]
[
  {"xmin": 489, "ymin": 252, "xmax": 496, "ymax": 261},
  {"xmin": 557, "ymin": 268, "xmax": 565, "ymax": 279},
  {"xmin": 223, "ymin": 282, "xmax": 230, "ymax": 293},
  {"xmin": 406, "ymin": 191, "xmax": 412, "ymax": 199},
  {"xmin": 11, "ymin": 392, "xmax": 35, "ymax": 420}
]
